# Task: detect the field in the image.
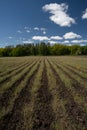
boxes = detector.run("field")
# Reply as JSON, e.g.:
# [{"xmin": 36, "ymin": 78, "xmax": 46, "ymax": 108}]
[{"xmin": 0, "ymin": 56, "xmax": 87, "ymax": 130}]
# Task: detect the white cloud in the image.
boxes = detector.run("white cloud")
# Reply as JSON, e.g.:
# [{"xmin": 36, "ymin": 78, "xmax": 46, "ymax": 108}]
[
  {"xmin": 17, "ymin": 30, "xmax": 22, "ymax": 33},
  {"xmin": 63, "ymin": 40, "xmax": 69, "ymax": 43},
  {"xmin": 41, "ymin": 28, "xmax": 47, "ymax": 34},
  {"xmin": 49, "ymin": 40, "xmax": 59, "ymax": 44},
  {"xmin": 48, "ymin": 40, "xmax": 57, "ymax": 44},
  {"xmin": 22, "ymin": 40, "xmax": 33, "ymax": 44},
  {"xmin": 26, "ymin": 30, "xmax": 30, "ymax": 33},
  {"xmin": 34, "ymin": 27, "xmax": 39, "ymax": 30},
  {"xmin": 42, "ymin": 3, "xmax": 75, "ymax": 27},
  {"xmin": 33, "ymin": 27, "xmax": 47, "ymax": 34},
  {"xmin": 63, "ymin": 32, "xmax": 82, "ymax": 39},
  {"xmin": 43, "ymin": 31, "xmax": 46, "ymax": 34},
  {"xmin": 71, "ymin": 40, "xmax": 87, "ymax": 43},
  {"xmin": 32, "ymin": 36, "xmax": 49, "ymax": 41},
  {"xmin": 50, "ymin": 36, "xmax": 63, "ymax": 40},
  {"xmin": 40, "ymin": 28, "xmax": 46, "ymax": 31},
  {"xmin": 82, "ymin": 8, "xmax": 87, "ymax": 19}
]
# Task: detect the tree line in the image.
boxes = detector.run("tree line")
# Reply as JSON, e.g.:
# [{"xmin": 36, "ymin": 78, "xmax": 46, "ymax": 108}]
[{"xmin": 0, "ymin": 43, "xmax": 87, "ymax": 56}]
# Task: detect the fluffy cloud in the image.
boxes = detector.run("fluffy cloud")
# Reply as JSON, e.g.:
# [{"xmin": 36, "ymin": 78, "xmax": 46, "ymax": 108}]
[
  {"xmin": 50, "ymin": 36, "xmax": 63, "ymax": 40},
  {"xmin": 34, "ymin": 27, "xmax": 39, "ymax": 31},
  {"xmin": 63, "ymin": 40, "xmax": 69, "ymax": 43},
  {"xmin": 41, "ymin": 28, "xmax": 47, "ymax": 34},
  {"xmin": 48, "ymin": 40, "xmax": 57, "ymax": 44},
  {"xmin": 42, "ymin": 3, "xmax": 75, "ymax": 27},
  {"xmin": 43, "ymin": 31, "xmax": 46, "ymax": 34},
  {"xmin": 34, "ymin": 27, "xmax": 47, "ymax": 35},
  {"xmin": 63, "ymin": 32, "xmax": 82, "ymax": 39},
  {"xmin": 71, "ymin": 40, "xmax": 87, "ymax": 43},
  {"xmin": 82, "ymin": 8, "xmax": 87, "ymax": 19},
  {"xmin": 26, "ymin": 30, "xmax": 30, "ymax": 33},
  {"xmin": 32, "ymin": 35, "xmax": 63, "ymax": 41},
  {"xmin": 32, "ymin": 36, "xmax": 49, "ymax": 41},
  {"xmin": 40, "ymin": 28, "xmax": 46, "ymax": 31},
  {"xmin": 22, "ymin": 40, "xmax": 33, "ymax": 44}
]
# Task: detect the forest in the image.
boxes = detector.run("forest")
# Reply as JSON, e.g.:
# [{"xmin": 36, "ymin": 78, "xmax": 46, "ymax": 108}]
[{"xmin": 0, "ymin": 43, "xmax": 87, "ymax": 56}]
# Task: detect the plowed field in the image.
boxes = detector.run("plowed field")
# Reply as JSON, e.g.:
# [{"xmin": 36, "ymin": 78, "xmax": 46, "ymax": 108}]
[{"xmin": 0, "ymin": 56, "xmax": 87, "ymax": 130}]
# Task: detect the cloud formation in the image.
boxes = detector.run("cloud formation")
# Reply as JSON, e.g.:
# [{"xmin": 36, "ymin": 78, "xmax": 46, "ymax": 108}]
[
  {"xmin": 22, "ymin": 40, "xmax": 33, "ymax": 44},
  {"xmin": 63, "ymin": 32, "xmax": 82, "ymax": 39},
  {"xmin": 48, "ymin": 40, "xmax": 57, "ymax": 44},
  {"xmin": 82, "ymin": 8, "xmax": 87, "ymax": 19},
  {"xmin": 42, "ymin": 3, "xmax": 75, "ymax": 27},
  {"xmin": 32, "ymin": 36, "xmax": 49, "ymax": 41},
  {"xmin": 50, "ymin": 36, "xmax": 63, "ymax": 40},
  {"xmin": 32, "ymin": 35, "xmax": 63, "ymax": 41},
  {"xmin": 43, "ymin": 31, "xmax": 46, "ymax": 34},
  {"xmin": 63, "ymin": 40, "xmax": 69, "ymax": 43},
  {"xmin": 71, "ymin": 39, "xmax": 87, "ymax": 43},
  {"xmin": 34, "ymin": 27, "xmax": 39, "ymax": 30},
  {"xmin": 26, "ymin": 30, "xmax": 30, "ymax": 33}
]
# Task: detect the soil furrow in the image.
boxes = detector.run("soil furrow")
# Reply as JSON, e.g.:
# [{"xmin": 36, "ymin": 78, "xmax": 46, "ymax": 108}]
[
  {"xmin": 48, "ymin": 59, "xmax": 87, "ymax": 129},
  {"xmin": 59, "ymin": 62, "xmax": 87, "ymax": 81},
  {"xmin": 31, "ymin": 59, "xmax": 55, "ymax": 130},
  {"xmin": 0, "ymin": 60, "xmax": 35, "ymax": 86},
  {"xmin": 0, "ymin": 61, "xmax": 30, "ymax": 77},
  {"xmin": 66, "ymin": 64, "xmax": 87, "ymax": 74},
  {"xmin": 0, "ymin": 60, "xmax": 38, "ymax": 109},
  {"xmin": 53, "ymin": 61, "xmax": 87, "ymax": 101},
  {"xmin": 0, "ymin": 60, "xmax": 41, "ymax": 130}
]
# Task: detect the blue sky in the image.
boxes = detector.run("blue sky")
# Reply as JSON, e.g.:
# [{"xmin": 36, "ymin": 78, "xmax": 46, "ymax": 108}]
[{"xmin": 0, "ymin": 0, "xmax": 87, "ymax": 47}]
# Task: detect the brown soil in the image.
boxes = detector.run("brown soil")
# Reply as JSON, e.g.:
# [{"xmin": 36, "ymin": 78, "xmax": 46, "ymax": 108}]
[
  {"xmin": 48, "ymin": 59, "xmax": 87, "ymax": 129},
  {"xmin": 54, "ymin": 62, "xmax": 87, "ymax": 101},
  {"xmin": 0, "ymin": 61, "xmax": 30, "ymax": 77},
  {"xmin": 0, "ymin": 60, "xmax": 38, "ymax": 110},
  {"xmin": 67, "ymin": 64, "xmax": 87, "ymax": 74},
  {"xmin": 0, "ymin": 60, "xmax": 35, "ymax": 85},
  {"xmin": 61, "ymin": 63, "xmax": 87, "ymax": 81},
  {"xmin": 31, "ymin": 59, "xmax": 55, "ymax": 130},
  {"xmin": 0, "ymin": 61, "xmax": 41, "ymax": 130}
]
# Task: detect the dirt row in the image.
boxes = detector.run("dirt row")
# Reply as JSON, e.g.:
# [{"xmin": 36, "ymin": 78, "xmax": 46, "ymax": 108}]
[
  {"xmin": 0, "ymin": 60, "xmax": 36, "ymax": 86},
  {"xmin": 58, "ymin": 61, "xmax": 87, "ymax": 81},
  {"xmin": 0, "ymin": 60, "xmax": 41, "ymax": 130},
  {"xmin": 53, "ymin": 61, "xmax": 87, "ymax": 102},
  {"xmin": 66, "ymin": 63, "xmax": 87, "ymax": 74},
  {"xmin": 0, "ymin": 60, "xmax": 38, "ymax": 110},
  {"xmin": 0, "ymin": 60, "xmax": 30, "ymax": 77},
  {"xmin": 48, "ymin": 59, "xmax": 87, "ymax": 129},
  {"xmin": 31, "ymin": 59, "xmax": 55, "ymax": 130}
]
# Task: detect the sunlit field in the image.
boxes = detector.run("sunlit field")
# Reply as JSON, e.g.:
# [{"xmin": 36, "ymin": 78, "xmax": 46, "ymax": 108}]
[{"xmin": 0, "ymin": 56, "xmax": 87, "ymax": 130}]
